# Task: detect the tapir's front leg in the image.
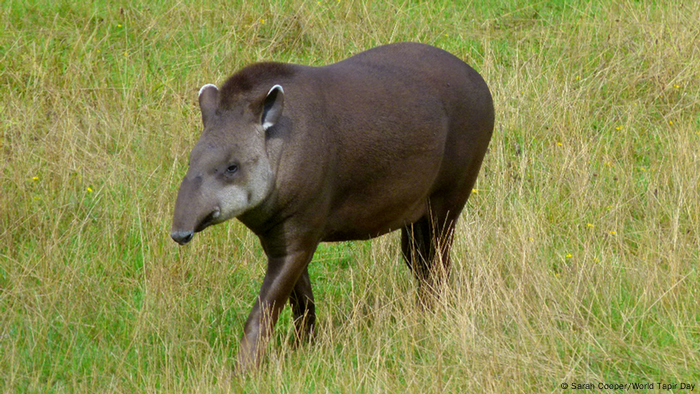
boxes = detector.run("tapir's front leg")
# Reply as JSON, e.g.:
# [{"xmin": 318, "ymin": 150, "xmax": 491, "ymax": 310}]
[
  {"xmin": 236, "ymin": 247, "xmax": 317, "ymax": 372},
  {"xmin": 289, "ymin": 266, "xmax": 316, "ymax": 344}
]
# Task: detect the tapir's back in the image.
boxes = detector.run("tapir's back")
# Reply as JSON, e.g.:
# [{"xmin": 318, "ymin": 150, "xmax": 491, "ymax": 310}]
[
  {"xmin": 321, "ymin": 42, "xmax": 493, "ymax": 173},
  {"xmin": 299, "ymin": 42, "xmax": 494, "ymax": 240}
]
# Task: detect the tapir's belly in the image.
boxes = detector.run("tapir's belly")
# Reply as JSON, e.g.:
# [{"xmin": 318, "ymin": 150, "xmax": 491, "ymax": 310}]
[
  {"xmin": 320, "ymin": 150, "xmax": 444, "ymax": 241},
  {"xmin": 321, "ymin": 191, "xmax": 430, "ymax": 241}
]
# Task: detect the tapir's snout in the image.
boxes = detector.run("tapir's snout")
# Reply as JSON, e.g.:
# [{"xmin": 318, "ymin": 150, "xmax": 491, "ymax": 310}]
[
  {"xmin": 171, "ymin": 230, "xmax": 194, "ymax": 245},
  {"xmin": 171, "ymin": 174, "xmax": 217, "ymax": 246}
]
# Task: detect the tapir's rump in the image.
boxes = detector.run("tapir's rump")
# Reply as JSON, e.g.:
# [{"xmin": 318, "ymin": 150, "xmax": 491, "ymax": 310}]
[{"xmin": 171, "ymin": 42, "xmax": 494, "ymax": 371}]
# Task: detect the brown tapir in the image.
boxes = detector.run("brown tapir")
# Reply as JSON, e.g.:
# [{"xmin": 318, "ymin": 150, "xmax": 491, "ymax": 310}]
[{"xmin": 171, "ymin": 42, "xmax": 494, "ymax": 371}]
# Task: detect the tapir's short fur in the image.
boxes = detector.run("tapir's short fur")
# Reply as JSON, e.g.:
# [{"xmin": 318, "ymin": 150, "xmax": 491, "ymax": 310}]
[{"xmin": 171, "ymin": 42, "xmax": 494, "ymax": 371}]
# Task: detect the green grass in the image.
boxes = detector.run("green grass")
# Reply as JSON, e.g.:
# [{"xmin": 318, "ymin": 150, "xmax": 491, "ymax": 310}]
[{"xmin": 2, "ymin": 0, "xmax": 699, "ymax": 392}]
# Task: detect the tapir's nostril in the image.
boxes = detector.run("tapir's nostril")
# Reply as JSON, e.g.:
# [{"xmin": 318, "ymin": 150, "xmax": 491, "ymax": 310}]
[{"xmin": 171, "ymin": 231, "xmax": 194, "ymax": 245}]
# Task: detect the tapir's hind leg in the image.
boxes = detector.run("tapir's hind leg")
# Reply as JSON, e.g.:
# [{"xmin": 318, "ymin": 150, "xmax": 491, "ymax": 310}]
[
  {"xmin": 289, "ymin": 266, "xmax": 315, "ymax": 344},
  {"xmin": 401, "ymin": 216, "xmax": 435, "ymax": 284},
  {"xmin": 401, "ymin": 208, "xmax": 458, "ymax": 305}
]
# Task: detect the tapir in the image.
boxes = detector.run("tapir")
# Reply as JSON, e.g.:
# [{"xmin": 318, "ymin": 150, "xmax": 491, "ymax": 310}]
[{"xmin": 171, "ymin": 42, "xmax": 494, "ymax": 371}]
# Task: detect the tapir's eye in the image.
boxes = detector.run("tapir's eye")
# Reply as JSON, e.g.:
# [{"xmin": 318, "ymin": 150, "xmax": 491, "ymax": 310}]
[{"xmin": 226, "ymin": 164, "xmax": 239, "ymax": 174}]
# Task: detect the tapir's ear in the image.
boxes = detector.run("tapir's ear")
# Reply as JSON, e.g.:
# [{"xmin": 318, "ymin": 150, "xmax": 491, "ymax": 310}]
[
  {"xmin": 261, "ymin": 85, "xmax": 284, "ymax": 131},
  {"xmin": 198, "ymin": 84, "xmax": 219, "ymax": 126}
]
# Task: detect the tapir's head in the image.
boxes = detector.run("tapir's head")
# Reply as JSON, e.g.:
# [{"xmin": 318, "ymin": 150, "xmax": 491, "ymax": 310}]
[{"xmin": 170, "ymin": 82, "xmax": 284, "ymax": 245}]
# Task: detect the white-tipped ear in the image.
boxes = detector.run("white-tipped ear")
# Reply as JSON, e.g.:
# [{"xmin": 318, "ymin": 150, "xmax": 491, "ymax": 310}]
[
  {"xmin": 267, "ymin": 84, "xmax": 284, "ymax": 96},
  {"xmin": 199, "ymin": 84, "xmax": 219, "ymax": 126},
  {"xmin": 199, "ymin": 83, "xmax": 218, "ymax": 97},
  {"xmin": 262, "ymin": 85, "xmax": 284, "ymax": 131}
]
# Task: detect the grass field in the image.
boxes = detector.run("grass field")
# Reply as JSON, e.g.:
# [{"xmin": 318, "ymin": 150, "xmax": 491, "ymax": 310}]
[{"xmin": 1, "ymin": 0, "xmax": 699, "ymax": 392}]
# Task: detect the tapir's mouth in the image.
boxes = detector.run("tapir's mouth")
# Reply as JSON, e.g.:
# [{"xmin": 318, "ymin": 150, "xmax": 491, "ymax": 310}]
[{"xmin": 194, "ymin": 207, "xmax": 221, "ymax": 233}]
